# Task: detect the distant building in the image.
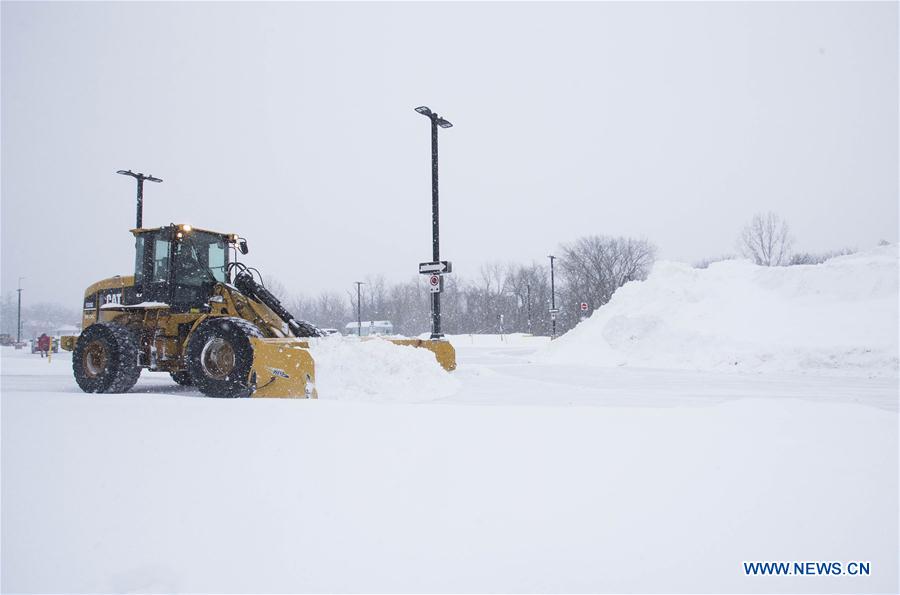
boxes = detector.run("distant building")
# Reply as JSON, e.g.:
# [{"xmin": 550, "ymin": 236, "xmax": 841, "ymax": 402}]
[
  {"xmin": 345, "ymin": 320, "xmax": 394, "ymax": 337},
  {"xmin": 50, "ymin": 324, "xmax": 81, "ymax": 338}
]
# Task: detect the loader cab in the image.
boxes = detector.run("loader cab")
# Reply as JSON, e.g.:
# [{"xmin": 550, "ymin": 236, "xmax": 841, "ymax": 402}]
[{"xmin": 132, "ymin": 224, "xmax": 232, "ymax": 312}]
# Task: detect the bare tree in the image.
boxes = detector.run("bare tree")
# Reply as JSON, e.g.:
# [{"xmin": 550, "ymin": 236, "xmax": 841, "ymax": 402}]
[
  {"xmin": 502, "ymin": 262, "xmax": 550, "ymax": 335},
  {"xmin": 558, "ymin": 235, "xmax": 657, "ymax": 310},
  {"xmin": 788, "ymin": 247, "xmax": 854, "ymax": 266},
  {"xmin": 262, "ymin": 275, "xmax": 288, "ymax": 301},
  {"xmin": 693, "ymin": 254, "xmax": 737, "ymax": 269},
  {"xmin": 738, "ymin": 212, "xmax": 793, "ymax": 266},
  {"xmin": 466, "ymin": 263, "xmax": 508, "ymax": 333},
  {"xmin": 272, "ymin": 238, "xmax": 657, "ymax": 338},
  {"xmin": 0, "ymin": 297, "xmax": 81, "ymax": 339}
]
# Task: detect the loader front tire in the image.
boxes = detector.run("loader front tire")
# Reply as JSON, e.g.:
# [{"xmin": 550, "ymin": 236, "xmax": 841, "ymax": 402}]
[
  {"xmin": 72, "ymin": 323, "xmax": 141, "ymax": 394},
  {"xmin": 170, "ymin": 370, "xmax": 193, "ymax": 386},
  {"xmin": 186, "ymin": 317, "xmax": 261, "ymax": 398}
]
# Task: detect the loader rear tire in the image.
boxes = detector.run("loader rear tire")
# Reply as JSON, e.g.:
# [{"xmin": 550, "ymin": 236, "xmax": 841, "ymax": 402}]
[
  {"xmin": 186, "ymin": 317, "xmax": 262, "ymax": 398},
  {"xmin": 72, "ymin": 323, "xmax": 141, "ymax": 394}
]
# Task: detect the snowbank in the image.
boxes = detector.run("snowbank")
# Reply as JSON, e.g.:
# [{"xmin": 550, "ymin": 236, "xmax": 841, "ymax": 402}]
[
  {"xmin": 541, "ymin": 245, "xmax": 899, "ymax": 376},
  {"xmin": 308, "ymin": 336, "xmax": 459, "ymax": 402}
]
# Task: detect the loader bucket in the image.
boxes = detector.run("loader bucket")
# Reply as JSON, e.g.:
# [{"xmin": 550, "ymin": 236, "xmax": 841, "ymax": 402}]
[
  {"xmin": 248, "ymin": 338, "xmax": 317, "ymax": 398},
  {"xmin": 389, "ymin": 338, "xmax": 457, "ymax": 371}
]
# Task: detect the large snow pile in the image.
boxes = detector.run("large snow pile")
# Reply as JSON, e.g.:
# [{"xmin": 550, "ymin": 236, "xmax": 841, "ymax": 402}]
[
  {"xmin": 308, "ymin": 336, "xmax": 459, "ymax": 401},
  {"xmin": 541, "ymin": 245, "xmax": 899, "ymax": 376}
]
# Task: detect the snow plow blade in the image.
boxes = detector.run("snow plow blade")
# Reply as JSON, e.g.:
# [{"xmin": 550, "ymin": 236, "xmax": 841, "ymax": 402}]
[
  {"xmin": 249, "ymin": 338, "xmax": 317, "ymax": 399},
  {"xmin": 389, "ymin": 339, "xmax": 457, "ymax": 371}
]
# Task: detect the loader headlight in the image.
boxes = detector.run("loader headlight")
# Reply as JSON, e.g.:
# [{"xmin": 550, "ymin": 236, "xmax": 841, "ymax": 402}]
[{"xmin": 181, "ymin": 224, "xmax": 193, "ymax": 232}]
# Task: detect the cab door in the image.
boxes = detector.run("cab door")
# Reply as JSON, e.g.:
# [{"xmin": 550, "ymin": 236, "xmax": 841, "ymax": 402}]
[{"xmin": 132, "ymin": 229, "xmax": 174, "ymax": 305}]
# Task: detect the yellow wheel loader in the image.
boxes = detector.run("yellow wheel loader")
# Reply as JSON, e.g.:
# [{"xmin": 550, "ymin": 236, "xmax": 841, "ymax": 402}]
[{"xmin": 62, "ymin": 223, "xmax": 456, "ymax": 398}]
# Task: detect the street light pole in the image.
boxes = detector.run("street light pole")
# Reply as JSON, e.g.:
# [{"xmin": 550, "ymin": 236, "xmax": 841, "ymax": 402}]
[
  {"xmin": 117, "ymin": 169, "xmax": 163, "ymax": 228},
  {"xmin": 16, "ymin": 277, "xmax": 24, "ymax": 344},
  {"xmin": 526, "ymin": 283, "xmax": 532, "ymax": 335},
  {"xmin": 548, "ymin": 255, "xmax": 557, "ymax": 339},
  {"xmin": 354, "ymin": 281, "xmax": 364, "ymax": 337},
  {"xmin": 415, "ymin": 106, "xmax": 452, "ymax": 340}
]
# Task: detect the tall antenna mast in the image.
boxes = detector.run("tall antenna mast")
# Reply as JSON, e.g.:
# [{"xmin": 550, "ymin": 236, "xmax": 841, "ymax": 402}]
[{"xmin": 117, "ymin": 169, "xmax": 163, "ymax": 228}]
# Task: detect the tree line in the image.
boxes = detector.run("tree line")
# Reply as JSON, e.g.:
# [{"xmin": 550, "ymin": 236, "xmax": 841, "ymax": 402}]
[
  {"xmin": 285, "ymin": 212, "xmax": 878, "ymax": 337},
  {"xmin": 0, "ymin": 297, "xmax": 80, "ymax": 341},
  {"xmin": 285, "ymin": 235, "xmax": 657, "ymax": 337}
]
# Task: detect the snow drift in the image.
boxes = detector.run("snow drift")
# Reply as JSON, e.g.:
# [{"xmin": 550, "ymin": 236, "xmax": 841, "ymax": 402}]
[
  {"xmin": 308, "ymin": 336, "xmax": 459, "ymax": 401},
  {"xmin": 541, "ymin": 244, "xmax": 899, "ymax": 376}
]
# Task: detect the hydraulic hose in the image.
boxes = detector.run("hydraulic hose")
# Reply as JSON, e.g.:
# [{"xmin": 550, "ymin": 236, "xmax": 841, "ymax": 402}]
[{"xmin": 233, "ymin": 270, "xmax": 323, "ymax": 338}]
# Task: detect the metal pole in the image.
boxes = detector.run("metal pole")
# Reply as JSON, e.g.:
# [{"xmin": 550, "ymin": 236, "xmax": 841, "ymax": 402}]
[
  {"xmin": 16, "ymin": 277, "xmax": 24, "ymax": 343},
  {"xmin": 117, "ymin": 170, "xmax": 162, "ymax": 229},
  {"xmin": 136, "ymin": 177, "xmax": 144, "ymax": 228},
  {"xmin": 430, "ymin": 117, "xmax": 442, "ymax": 339},
  {"xmin": 355, "ymin": 281, "xmax": 364, "ymax": 336},
  {"xmin": 548, "ymin": 255, "xmax": 557, "ymax": 339},
  {"xmin": 415, "ymin": 106, "xmax": 451, "ymax": 340},
  {"xmin": 526, "ymin": 283, "xmax": 532, "ymax": 335},
  {"xmin": 431, "ymin": 118, "xmax": 440, "ymax": 264}
]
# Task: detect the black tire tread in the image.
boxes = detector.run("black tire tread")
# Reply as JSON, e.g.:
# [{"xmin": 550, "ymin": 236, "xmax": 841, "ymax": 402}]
[
  {"xmin": 186, "ymin": 317, "xmax": 262, "ymax": 398},
  {"xmin": 224, "ymin": 317, "xmax": 264, "ymax": 340},
  {"xmin": 170, "ymin": 370, "xmax": 193, "ymax": 386},
  {"xmin": 72, "ymin": 323, "xmax": 141, "ymax": 394}
]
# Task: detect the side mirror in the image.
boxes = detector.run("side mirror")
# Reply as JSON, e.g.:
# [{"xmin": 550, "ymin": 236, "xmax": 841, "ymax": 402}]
[{"xmin": 239, "ymin": 239, "xmax": 249, "ymax": 255}]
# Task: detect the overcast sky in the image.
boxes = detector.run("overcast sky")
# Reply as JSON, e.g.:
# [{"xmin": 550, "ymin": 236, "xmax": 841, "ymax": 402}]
[{"xmin": 2, "ymin": 1, "xmax": 897, "ymax": 309}]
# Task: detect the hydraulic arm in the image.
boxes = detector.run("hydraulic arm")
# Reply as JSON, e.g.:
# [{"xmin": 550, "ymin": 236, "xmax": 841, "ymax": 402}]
[{"xmin": 232, "ymin": 269, "xmax": 323, "ymax": 338}]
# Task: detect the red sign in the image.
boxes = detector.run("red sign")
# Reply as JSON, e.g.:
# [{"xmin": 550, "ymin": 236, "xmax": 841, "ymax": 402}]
[
  {"xmin": 429, "ymin": 275, "xmax": 440, "ymax": 287},
  {"xmin": 580, "ymin": 302, "xmax": 588, "ymax": 312}
]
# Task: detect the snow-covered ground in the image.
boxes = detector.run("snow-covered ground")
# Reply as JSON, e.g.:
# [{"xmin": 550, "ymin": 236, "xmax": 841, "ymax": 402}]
[
  {"xmin": 2, "ymin": 246, "xmax": 898, "ymax": 593},
  {"xmin": 2, "ymin": 337, "xmax": 897, "ymax": 593}
]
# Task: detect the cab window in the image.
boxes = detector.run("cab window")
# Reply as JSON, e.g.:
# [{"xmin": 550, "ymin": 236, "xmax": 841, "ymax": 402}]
[
  {"xmin": 172, "ymin": 231, "xmax": 228, "ymax": 305},
  {"xmin": 208, "ymin": 240, "xmax": 226, "ymax": 282},
  {"xmin": 174, "ymin": 232, "xmax": 227, "ymax": 287},
  {"xmin": 153, "ymin": 238, "xmax": 171, "ymax": 283},
  {"xmin": 134, "ymin": 236, "xmax": 145, "ymax": 284}
]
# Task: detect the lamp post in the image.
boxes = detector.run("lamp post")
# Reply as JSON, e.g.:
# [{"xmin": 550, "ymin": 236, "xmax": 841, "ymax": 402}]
[
  {"xmin": 354, "ymin": 281, "xmax": 365, "ymax": 337},
  {"xmin": 117, "ymin": 169, "xmax": 162, "ymax": 228},
  {"xmin": 16, "ymin": 277, "xmax": 24, "ymax": 344},
  {"xmin": 414, "ymin": 105, "xmax": 452, "ymax": 339},
  {"xmin": 548, "ymin": 255, "xmax": 557, "ymax": 339},
  {"xmin": 526, "ymin": 283, "xmax": 532, "ymax": 335}
]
